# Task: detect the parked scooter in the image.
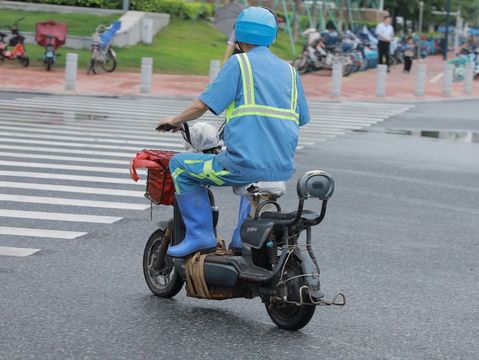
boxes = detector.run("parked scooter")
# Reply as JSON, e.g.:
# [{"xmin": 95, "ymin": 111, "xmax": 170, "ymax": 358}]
[
  {"xmin": 293, "ymin": 28, "xmax": 353, "ymax": 76},
  {"xmin": 35, "ymin": 21, "xmax": 68, "ymax": 71},
  {"xmin": 88, "ymin": 21, "xmax": 120, "ymax": 74},
  {"xmin": 448, "ymin": 47, "xmax": 479, "ymax": 82},
  {"xmin": 0, "ymin": 17, "xmax": 29, "ymax": 67},
  {"xmin": 130, "ymin": 122, "xmax": 345, "ymax": 331}
]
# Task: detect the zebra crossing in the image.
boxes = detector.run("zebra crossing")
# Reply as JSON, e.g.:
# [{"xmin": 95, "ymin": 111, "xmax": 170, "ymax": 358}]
[{"xmin": 0, "ymin": 94, "xmax": 413, "ymax": 257}]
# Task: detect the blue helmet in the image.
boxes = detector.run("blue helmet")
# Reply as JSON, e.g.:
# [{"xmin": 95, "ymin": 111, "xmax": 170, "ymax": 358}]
[{"xmin": 235, "ymin": 7, "xmax": 278, "ymax": 47}]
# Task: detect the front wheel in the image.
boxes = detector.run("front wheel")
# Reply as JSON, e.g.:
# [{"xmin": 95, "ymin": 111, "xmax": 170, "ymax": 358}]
[
  {"xmin": 143, "ymin": 227, "xmax": 184, "ymax": 297},
  {"xmin": 264, "ymin": 260, "xmax": 316, "ymax": 331},
  {"xmin": 19, "ymin": 56, "xmax": 29, "ymax": 67},
  {"xmin": 101, "ymin": 49, "xmax": 117, "ymax": 73}
]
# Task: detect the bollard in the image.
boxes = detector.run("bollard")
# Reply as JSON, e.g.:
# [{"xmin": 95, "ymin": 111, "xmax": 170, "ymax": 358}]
[
  {"xmin": 464, "ymin": 62, "xmax": 474, "ymax": 95},
  {"xmin": 415, "ymin": 63, "xmax": 427, "ymax": 97},
  {"xmin": 442, "ymin": 63, "xmax": 453, "ymax": 96},
  {"xmin": 330, "ymin": 63, "xmax": 343, "ymax": 97},
  {"xmin": 209, "ymin": 60, "xmax": 221, "ymax": 82},
  {"xmin": 64, "ymin": 53, "xmax": 78, "ymax": 91},
  {"xmin": 142, "ymin": 18, "xmax": 154, "ymax": 44},
  {"xmin": 375, "ymin": 64, "xmax": 387, "ymax": 97},
  {"xmin": 140, "ymin": 57, "xmax": 153, "ymax": 94}
]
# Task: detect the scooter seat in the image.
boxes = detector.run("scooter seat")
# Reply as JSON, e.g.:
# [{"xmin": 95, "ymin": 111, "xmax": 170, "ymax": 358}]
[
  {"xmin": 233, "ymin": 181, "xmax": 286, "ymax": 198},
  {"xmin": 0, "ymin": 32, "xmax": 6, "ymax": 37},
  {"xmin": 260, "ymin": 209, "xmax": 320, "ymax": 223}
]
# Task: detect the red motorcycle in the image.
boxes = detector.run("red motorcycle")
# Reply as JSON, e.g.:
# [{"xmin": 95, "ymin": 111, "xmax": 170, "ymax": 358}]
[{"xmin": 0, "ymin": 17, "xmax": 30, "ymax": 67}]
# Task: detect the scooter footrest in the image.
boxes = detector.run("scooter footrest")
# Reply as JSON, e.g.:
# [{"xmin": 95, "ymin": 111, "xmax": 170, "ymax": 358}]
[{"xmin": 238, "ymin": 265, "xmax": 273, "ymax": 283}]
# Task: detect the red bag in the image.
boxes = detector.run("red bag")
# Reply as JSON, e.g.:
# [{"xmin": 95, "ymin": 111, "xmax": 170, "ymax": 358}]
[{"xmin": 130, "ymin": 150, "xmax": 177, "ymax": 206}]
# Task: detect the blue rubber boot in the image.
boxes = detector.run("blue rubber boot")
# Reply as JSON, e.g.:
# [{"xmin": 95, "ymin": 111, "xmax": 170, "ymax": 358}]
[
  {"xmin": 167, "ymin": 188, "xmax": 217, "ymax": 258},
  {"xmin": 229, "ymin": 195, "xmax": 252, "ymax": 254}
]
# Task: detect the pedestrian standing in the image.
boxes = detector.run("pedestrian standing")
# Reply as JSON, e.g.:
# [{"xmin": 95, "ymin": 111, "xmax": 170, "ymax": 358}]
[
  {"xmin": 376, "ymin": 15, "xmax": 394, "ymax": 71},
  {"xmin": 403, "ymin": 36, "xmax": 414, "ymax": 73}
]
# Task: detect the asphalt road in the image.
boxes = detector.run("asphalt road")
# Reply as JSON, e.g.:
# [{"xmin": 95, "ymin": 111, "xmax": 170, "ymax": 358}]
[{"xmin": 1, "ymin": 96, "xmax": 478, "ymax": 359}]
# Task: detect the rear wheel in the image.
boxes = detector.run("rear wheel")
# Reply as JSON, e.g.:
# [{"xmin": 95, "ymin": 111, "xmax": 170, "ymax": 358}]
[
  {"xmin": 101, "ymin": 49, "xmax": 117, "ymax": 73},
  {"xmin": 44, "ymin": 59, "xmax": 53, "ymax": 71},
  {"xmin": 292, "ymin": 56, "xmax": 309, "ymax": 74},
  {"xmin": 19, "ymin": 56, "xmax": 29, "ymax": 67},
  {"xmin": 264, "ymin": 259, "xmax": 316, "ymax": 331},
  {"xmin": 143, "ymin": 227, "xmax": 184, "ymax": 297}
]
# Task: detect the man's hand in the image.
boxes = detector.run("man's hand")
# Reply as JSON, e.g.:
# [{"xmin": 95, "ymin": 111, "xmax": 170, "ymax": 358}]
[
  {"xmin": 156, "ymin": 117, "xmax": 182, "ymax": 132},
  {"xmin": 155, "ymin": 99, "xmax": 209, "ymax": 133}
]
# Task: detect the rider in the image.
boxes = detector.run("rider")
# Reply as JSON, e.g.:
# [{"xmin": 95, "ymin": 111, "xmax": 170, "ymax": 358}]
[{"xmin": 157, "ymin": 7, "xmax": 310, "ymax": 258}]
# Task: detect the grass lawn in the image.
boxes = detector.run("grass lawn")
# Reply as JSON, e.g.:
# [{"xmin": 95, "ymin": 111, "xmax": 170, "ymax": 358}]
[
  {"xmin": 0, "ymin": 9, "xmax": 121, "ymax": 36},
  {"xmin": 3, "ymin": 15, "xmax": 302, "ymax": 75}
]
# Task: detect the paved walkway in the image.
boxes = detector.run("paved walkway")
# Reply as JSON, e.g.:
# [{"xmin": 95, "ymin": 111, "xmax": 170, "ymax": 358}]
[{"xmin": 0, "ymin": 54, "xmax": 477, "ymax": 100}]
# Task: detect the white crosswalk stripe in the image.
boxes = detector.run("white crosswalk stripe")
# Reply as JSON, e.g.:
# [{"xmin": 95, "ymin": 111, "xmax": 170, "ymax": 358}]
[{"xmin": 0, "ymin": 94, "xmax": 412, "ymax": 256}]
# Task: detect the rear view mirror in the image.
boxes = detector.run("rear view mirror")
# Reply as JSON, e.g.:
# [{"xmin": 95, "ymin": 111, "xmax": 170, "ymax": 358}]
[{"xmin": 297, "ymin": 171, "xmax": 334, "ymax": 200}]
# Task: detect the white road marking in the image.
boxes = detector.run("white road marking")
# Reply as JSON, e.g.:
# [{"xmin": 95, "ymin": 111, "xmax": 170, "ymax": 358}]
[
  {"xmin": 0, "ymin": 246, "xmax": 40, "ymax": 257},
  {"xmin": 0, "ymin": 152, "xmax": 130, "ymax": 165},
  {"xmin": 0, "ymin": 181, "xmax": 145, "ymax": 197},
  {"xmin": 0, "ymin": 130, "xmax": 178, "ymax": 146},
  {"xmin": 0, "ymin": 136, "xmax": 183, "ymax": 151},
  {"xmin": 0, "ymin": 160, "xmax": 136, "ymax": 174},
  {"xmin": 0, "ymin": 144, "xmax": 139, "ymax": 158},
  {"xmin": 0, "ymin": 124, "xmax": 171, "ymax": 142},
  {"xmin": 0, "ymin": 226, "xmax": 87, "ymax": 239},
  {"xmin": 430, "ymin": 73, "xmax": 444, "ymax": 83},
  {"xmin": 0, "ymin": 209, "xmax": 122, "ymax": 224},
  {"xmin": 0, "ymin": 194, "xmax": 149, "ymax": 210},
  {"xmin": 0, "ymin": 170, "xmax": 144, "ymax": 185}
]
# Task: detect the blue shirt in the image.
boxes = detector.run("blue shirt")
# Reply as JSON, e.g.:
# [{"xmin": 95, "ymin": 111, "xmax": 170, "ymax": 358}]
[{"xmin": 199, "ymin": 46, "xmax": 310, "ymax": 181}]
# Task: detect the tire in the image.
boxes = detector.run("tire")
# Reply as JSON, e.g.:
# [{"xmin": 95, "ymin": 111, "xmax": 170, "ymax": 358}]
[
  {"xmin": 88, "ymin": 58, "xmax": 97, "ymax": 75},
  {"xmin": 264, "ymin": 259, "xmax": 316, "ymax": 331},
  {"xmin": 143, "ymin": 227, "xmax": 184, "ymax": 297},
  {"xmin": 453, "ymin": 66, "xmax": 465, "ymax": 82},
  {"xmin": 101, "ymin": 49, "xmax": 117, "ymax": 73},
  {"xmin": 342, "ymin": 63, "xmax": 353, "ymax": 77},
  {"xmin": 45, "ymin": 60, "xmax": 52, "ymax": 71},
  {"xmin": 292, "ymin": 56, "xmax": 309, "ymax": 74},
  {"xmin": 19, "ymin": 56, "xmax": 29, "ymax": 67}
]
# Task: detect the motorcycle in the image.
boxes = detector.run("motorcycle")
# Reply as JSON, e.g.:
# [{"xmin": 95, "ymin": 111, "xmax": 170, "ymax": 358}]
[
  {"xmin": 88, "ymin": 21, "xmax": 120, "ymax": 75},
  {"xmin": 0, "ymin": 17, "xmax": 29, "ymax": 67},
  {"xmin": 293, "ymin": 28, "xmax": 353, "ymax": 76},
  {"xmin": 448, "ymin": 47, "xmax": 479, "ymax": 82},
  {"xmin": 130, "ymin": 122, "xmax": 345, "ymax": 331},
  {"xmin": 35, "ymin": 21, "xmax": 68, "ymax": 71}
]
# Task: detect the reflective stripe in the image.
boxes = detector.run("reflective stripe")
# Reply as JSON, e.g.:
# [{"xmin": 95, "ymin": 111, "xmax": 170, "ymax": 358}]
[
  {"xmin": 230, "ymin": 105, "xmax": 299, "ymax": 123},
  {"xmin": 236, "ymin": 54, "xmax": 252, "ymax": 105},
  {"xmin": 184, "ymin": 160, "xmax": 204, "ymax": 164},
  {"xmin": 229, "ymin": 53, "xmax": 299, "ymax": 123},
  {"xmin": 171, "ymin": 168, "xmax": 185, "ymax": 193},
  {"xmin": 177, "ymin": 160, "xmax": 231, "ymax": 187},
  {"xmin": 244, "ymin": 54, "xmax": 255, "ymax": 105},
  {"xmin": 290, "ymin": 65, "xmax": 298, "ymax": 112}
]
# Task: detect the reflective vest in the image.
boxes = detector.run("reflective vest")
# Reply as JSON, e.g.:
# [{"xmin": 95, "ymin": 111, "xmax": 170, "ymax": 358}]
[{"xmin": 225, "ymin": 53, "xmax": 299, "ymax": 124}]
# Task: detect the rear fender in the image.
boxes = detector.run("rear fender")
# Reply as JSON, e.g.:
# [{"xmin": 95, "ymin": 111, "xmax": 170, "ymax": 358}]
[{"xmin": 293, "ymin": 247, "xmax": 321, "ymax": 298}]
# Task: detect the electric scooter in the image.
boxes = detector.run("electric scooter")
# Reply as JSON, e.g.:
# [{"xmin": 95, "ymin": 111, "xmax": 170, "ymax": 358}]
[
  {"xmin": 0, "ymin": 17, "xmax": 29, "ymax": 67},
  {"xmin": 134, "ymin": 123, "xmax": 345, "ymax": 331}
]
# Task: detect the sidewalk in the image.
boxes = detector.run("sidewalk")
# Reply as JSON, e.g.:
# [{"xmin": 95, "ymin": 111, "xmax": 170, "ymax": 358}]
[{"xmin": 0, "ymin": 54, "xmax": 477, "ymax": 101}]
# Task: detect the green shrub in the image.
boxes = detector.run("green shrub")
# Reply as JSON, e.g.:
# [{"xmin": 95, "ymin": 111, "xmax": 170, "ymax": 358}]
[
  {"xmin": 10, "ymin": 0, "xmax": 215, "ymax": 19},
  {"xmin": 12, "ymin": 0, "xmax": 122, "ymax": 8},
  {"xmin": 130, "ymin": 0, "xmax": 214, "ymax": 19}
]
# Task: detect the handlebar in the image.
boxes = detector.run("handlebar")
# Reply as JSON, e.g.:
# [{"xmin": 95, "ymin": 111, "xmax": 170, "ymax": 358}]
[
  {"xmin": 156, "ymin": 122, "xmax": 191, "ymax": 143},
  {"xmin": 156, "ymin": 124, "xmax": 179, "ymax": 132}
]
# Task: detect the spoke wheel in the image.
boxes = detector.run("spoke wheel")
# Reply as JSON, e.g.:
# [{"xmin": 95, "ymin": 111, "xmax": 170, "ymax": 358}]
[
  {"xmin": 264, "ymin": 259, "xmax": 316, "ymax": 331},
  {"xmin": 19, "ymin": 56, "xmax": 29, "ymax": 67},
  {"xmin": 143, "ymin": 228, "xmax": 184, "ymax": 297},
  {"xmin": 101, "ymin": 49, "xmax": 117, "ymax": 73}
]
